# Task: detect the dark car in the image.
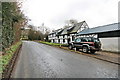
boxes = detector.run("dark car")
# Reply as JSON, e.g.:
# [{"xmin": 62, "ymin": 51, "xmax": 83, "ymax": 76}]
[{"xmin": 68, "ymin": 37, "xmax": 101, "ymax": 53}]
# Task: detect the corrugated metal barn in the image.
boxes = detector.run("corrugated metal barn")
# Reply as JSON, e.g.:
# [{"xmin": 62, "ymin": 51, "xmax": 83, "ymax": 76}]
[{"xmin": 78, "ymin": 23, "xmax": 120, "ymax": 52}]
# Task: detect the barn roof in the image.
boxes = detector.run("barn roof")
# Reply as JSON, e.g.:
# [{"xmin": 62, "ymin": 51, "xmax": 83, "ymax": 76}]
[{"xmin": 78, "ymin": 23, "xmax": 120, "ymax": 35}]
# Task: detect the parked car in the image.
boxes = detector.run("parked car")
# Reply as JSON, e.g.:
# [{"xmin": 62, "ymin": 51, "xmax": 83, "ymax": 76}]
[{"xmin": 68, "ymin": 37, "xmax": 101, "ymax": 53}]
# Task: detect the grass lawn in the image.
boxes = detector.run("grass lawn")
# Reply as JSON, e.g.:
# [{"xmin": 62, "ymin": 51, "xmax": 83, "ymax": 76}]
[{"xmin": 0, "ymin": 41, "xmax": 22, "ymax": 74}]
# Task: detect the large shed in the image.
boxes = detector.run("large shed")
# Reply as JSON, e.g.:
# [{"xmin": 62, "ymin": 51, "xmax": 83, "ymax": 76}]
[{"xmin": 77, "ymin": 23, "xmax": 120, "ymax": 52}]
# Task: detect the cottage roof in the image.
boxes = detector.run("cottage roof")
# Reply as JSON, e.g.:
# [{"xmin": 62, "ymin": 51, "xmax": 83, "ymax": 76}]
[
  {"xmin": 60, "ymin": 21, "xmax": 87, "ymax": 35},
  {"xmin": 49, "ymin": 21, "xmax": 89, "ymax": 35},
  {"xmin": 56, "ymin": 29, "xmax": 63, "ymax": 35},
  {"xmin": 69, "ymin": 21, "xmax": 86, "ymax": 34},
  {"xmin": 60, "ymin": 26, "xmax": 70, "ymax": 35}
]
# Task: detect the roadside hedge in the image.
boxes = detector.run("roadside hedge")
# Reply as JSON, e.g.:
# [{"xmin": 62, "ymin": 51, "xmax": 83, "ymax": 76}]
[{"xmin": 2, "ymin": 2, "xmax": 26, "ymax": 52}]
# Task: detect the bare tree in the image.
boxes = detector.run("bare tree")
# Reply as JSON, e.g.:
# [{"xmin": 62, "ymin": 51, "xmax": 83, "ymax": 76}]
[
  {"xmin": 69, "ymin": 19, "xmax": 78, "ymax": 25},
  {"xmin": 65, "ymin": 19, "xmax": 78, "ymax": 26},
  {"xmin": 27, "ymin": 24, "xmax": 51, "ymax": 41}
]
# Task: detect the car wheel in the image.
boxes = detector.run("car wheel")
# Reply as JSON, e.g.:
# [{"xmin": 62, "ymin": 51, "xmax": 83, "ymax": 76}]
[
  {"xmin": 90, "ymin": 50, "xmax": 96, "ymax": 54},
  {"xmin": 82, "ymin": 46, "xmax": 88, "ymax": 53},
  {"xmin": 68, "ymin": 45, "xmax": 73, "ymax": 50}
]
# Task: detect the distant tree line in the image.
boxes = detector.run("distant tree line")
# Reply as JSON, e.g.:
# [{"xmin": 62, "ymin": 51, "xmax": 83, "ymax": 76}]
[
  {"xmin": 28, "ymin": 29, "xmax": 43, "ymax": 40},
  {"xmin": 27, "ymin": 25, "xmax": 50, "ymax": 41}
]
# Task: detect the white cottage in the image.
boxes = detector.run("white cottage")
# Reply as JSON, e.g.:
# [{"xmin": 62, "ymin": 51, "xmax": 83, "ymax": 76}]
[{"xmin": 48, "ymin": 21, "xmax": 89, "ymax": 44}]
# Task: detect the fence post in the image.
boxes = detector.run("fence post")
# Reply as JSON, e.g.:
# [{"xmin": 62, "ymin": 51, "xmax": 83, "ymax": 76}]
[
  {"xmin": 60, "ymin": 44, "xmax": 61, "ymax": 48},
  {"xmin": 75, "ymin": 47, "xmax": 76, "ymax": 52}
]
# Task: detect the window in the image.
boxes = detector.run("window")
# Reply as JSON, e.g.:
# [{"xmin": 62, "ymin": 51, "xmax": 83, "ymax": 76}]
[
  {"xmin": 75, "ymin": 38, "xmax": 81, "ymax": 42},
  {"xmin": 58, "ymin": 39, "xmax": 60, "ymax": 43},
  {"xmin": 63, "ymin": 35, "xmax": 65, "ymax": 38},
  {"xmin": 53, "ymin": 39, "xmax": 55, "ymax": 43},
  {"xmin": 81, "ymin": 38, "xmax": 88, "ymax": 42},
  {"xmin": 87, "ymin": 38, "xmax": 92, "ymax": 42},
  {"xmin": 63, "ymin": 39, "xmax": 65, "ymax": 43},
  {"xmin": 93, "ymin": 38, "xmax": 100, "ymax": 43}
]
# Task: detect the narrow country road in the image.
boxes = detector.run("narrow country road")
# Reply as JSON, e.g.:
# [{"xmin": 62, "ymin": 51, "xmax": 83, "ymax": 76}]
[{"xmin": 12, "ymin": 41, "xmax": 118, "ymax": 78}]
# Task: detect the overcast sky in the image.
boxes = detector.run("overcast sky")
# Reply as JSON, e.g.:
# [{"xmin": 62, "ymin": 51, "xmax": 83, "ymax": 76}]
[{"xmin": 20, "ymin": 0, "xmax": 119, "ymax": 30}]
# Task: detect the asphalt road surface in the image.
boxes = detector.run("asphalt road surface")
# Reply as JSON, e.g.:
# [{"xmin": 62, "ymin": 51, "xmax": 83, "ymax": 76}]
[{"xmin": 12, "ymin": 41, "xmax": 118, "ymax": 78}]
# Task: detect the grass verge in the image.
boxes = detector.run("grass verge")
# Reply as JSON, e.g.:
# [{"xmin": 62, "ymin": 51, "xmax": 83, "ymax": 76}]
[
  {"xmin": 39, "ymin": 41, "xmax": 68, "ymax": 47},
  {"xmin": 0, "ymin": 41, "xmax": 22, "ymax": 74}
]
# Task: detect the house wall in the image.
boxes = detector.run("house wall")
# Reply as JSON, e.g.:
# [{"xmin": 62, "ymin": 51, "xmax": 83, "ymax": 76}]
[
  {"xmin": 65, "ymin": 39, "xmax": 68, "ymax": 44},
  {"xmin": 65, "ymin": 35, "xmax": 68, "ymax": 38},
  {"xmin": 70, "ymin": 36, "xmax": 72, "ymax": 42},
  {"xmin": 59, "ymin": 36, "xmax": 63, "ymax": 44},
  {"xmin": 99, "ymin": 37, "xmax": 119, "ymax": 52},
  {"xmin": 51, "ymin": 39, "xmax": 53, "ymax": 43},
  {"xmin": 70, "ymin": 34, "xmax": 76, "ymax": 42},
  {"xmin": 63, "ymin": 35, "xmax": 68, "ymax": 44},
  {"xmin": 55, "ymin": 39, "xmax": 58, "ymax": 43},
  {"xmin": 60, "ymin": 39, "xmax": 63, "ymax": 44},
  {"xmin": 48, "ymin": 35, "xmax": 52, "ymax": 42}
]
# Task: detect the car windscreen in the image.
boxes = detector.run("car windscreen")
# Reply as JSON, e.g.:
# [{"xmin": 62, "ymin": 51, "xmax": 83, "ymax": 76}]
[{"xmin": 93, "ymin": 38, "xmax": 100, "ymax": 42}]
